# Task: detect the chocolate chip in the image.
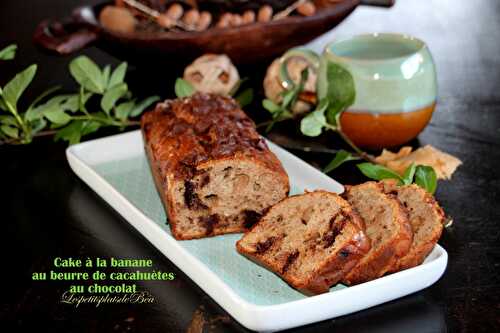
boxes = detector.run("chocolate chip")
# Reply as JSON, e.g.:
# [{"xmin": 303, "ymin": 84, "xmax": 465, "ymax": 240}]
[
  {"xmin": 323, "ymin": 213, "xmax": 347, "ymax": 248},
  {"xmin": 282, "ymin": 250, "xmax": 299, "ymax": 274},
  {"xmin": 200, "ymin": 214, "xmax": 219, "ymax": 235},
  {"xmin": 184, "ymin": 180, "xmax": 207, "ymax": 210},
  {"xmin": 243, "ymin": 210, "xmax": 262, "ymax": 229},
  {"xmin": 255, "ymin": 237, "xmax": 276, "ymax": 254},
  {"xmin": 339, "ymin": 250, "xmax": 350, "ymax": 258},
  {"xmin": 199, "ymin": 173, "xmax": 210, "ymax": 188}
]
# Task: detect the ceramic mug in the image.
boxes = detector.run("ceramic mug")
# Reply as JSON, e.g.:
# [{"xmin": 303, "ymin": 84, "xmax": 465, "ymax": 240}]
[{"xmin": 279, "ymin": 33, "xmax": 438, "ymax": 148}]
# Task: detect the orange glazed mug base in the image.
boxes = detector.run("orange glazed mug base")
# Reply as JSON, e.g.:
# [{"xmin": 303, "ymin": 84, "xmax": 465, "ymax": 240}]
[{"xmin": 339, "ymin": 103, "xmax": 435, "ymax": 149}]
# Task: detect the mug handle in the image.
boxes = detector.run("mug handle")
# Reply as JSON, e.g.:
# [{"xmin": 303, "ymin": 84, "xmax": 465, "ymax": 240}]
[{"xmin": 278, "ymin": 48, "xmax": 321, "ymax": 91}]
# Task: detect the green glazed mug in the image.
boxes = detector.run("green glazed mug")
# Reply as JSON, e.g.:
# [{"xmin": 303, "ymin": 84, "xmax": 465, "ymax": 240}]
[{"xmin": 279, "ymin": 33, "xmax": 438, "ymax": 148}]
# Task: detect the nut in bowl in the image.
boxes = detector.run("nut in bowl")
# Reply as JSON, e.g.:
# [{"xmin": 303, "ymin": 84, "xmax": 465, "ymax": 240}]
[{"xmin": 280, "ymin": 33, "xmax": 438, "ymax": 149}]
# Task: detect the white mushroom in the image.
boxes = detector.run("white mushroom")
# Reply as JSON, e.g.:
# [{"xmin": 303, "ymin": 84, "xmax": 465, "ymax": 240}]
[
  {"xmin": 183, "ymin": 54, "xmax": 240, "ymax": 95},
  {"xmin": 263, "ymin": 57, "xmax": 317, "ymax": 115}
]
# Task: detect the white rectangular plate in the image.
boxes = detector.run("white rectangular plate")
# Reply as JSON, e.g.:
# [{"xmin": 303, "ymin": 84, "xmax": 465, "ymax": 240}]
[{"xmin": 66, "ymin": 130, "xmax": 447, "ymax": 332}]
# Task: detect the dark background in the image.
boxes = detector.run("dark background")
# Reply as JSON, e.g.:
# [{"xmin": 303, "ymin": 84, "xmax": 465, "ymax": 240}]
[{"xmin": 1, "ymin": 0, "xmax": 499, "ymax": 332}]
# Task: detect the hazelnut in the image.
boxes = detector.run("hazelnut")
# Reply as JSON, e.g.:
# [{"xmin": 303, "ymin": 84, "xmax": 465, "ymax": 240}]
[
  {"xmin": 258, "ymin": 5, "xmax": 273, "ymax": 22},
  {"xmin": 99, "ymin": 6, "xmax": 136, "ymax": 34},
  {"xmin": 157, "ymin": 14, "xmax": 175, "ymax": 29},
  {"xmin": 166, "ymin": 3, "xmax": 184, "ymax": 20},
  {"xmin": 242, "ymin": 10, "xmax": 256, "ymax": 24},
  {"xmin": 230, "ymin": 14, "xmax": 243, "ymax": 27},
  {"xmin": 216, "ymin": 13, "xmax": 232, "ymax": 28},
  {"xmin": 196, "ymin": 11, "xmax": 212, "ymax": 31},
  {"xmin": 297, "ymin": 1, "xmax": 316, "ymax": 16},
  {"xmin": 183, "ymin": 9, "xmax": 200, "ymax": 28}
]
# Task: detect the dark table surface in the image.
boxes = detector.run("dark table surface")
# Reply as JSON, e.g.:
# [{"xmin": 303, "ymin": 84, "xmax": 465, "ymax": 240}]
[{"xmin": 1, "ymin": 0, "xmax": 499, "ymax": 332}]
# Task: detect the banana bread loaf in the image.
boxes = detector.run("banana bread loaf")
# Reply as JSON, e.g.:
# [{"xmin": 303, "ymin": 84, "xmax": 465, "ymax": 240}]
[
  {"xmin": 236, "ymin": 191, "xmax": 371, "ymax": 295},
  {"xmin": 141, "ymin": 93, "xmax": 289, "ymax": 240}
]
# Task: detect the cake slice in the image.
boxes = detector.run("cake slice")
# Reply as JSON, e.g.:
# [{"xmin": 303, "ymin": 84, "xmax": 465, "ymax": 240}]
[
  {"xmin": 382, "ymin": 180, "xmax": 445, "ymax": 271},
  {"xmin": 236, "ymin": 191, "xmax": 371, "ymax": 295},
  {"xmin": 342, "ymin": 182, "xmax": 413, "ymax": 285}
]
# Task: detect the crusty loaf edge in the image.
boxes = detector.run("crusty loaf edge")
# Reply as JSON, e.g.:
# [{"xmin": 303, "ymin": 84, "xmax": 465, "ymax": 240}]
[
  {"xmin": 384, "ymin": 182, "xmax": 445, "ymax": 271},
  {"xmin": 341, "ymin": 182, "xmax": 413, "ymax": 285}
]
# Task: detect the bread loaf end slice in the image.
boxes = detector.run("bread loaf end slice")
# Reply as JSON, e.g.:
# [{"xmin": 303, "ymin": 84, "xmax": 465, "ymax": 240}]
[
  {"xmin": 342, "ymin": 182, "xmax": 413, "ymax": 285},
  {"xmin": 382, "ymin": 180, "xmax": 445, "ymax": 271},
  {"xmin": 236, "ymin": 191, "xmax": 371, "ymax": 295}
]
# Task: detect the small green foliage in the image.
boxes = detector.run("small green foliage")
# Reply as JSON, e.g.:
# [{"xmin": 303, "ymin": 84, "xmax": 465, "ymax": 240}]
[
  {"xmin": 323, "ymin": 150, "xmax": 359, "ymax": 173},
  {"xmin": 0, "ymin": 47, "xmax": 159, "ymax": 145},
  {"xmin": 357, "ymin": 162, "xmax": 438, "ymax": 193},
  {"xmin": 174, "ymin": 78, "xmax": 195, "ymax": 98},
  {"xmin": 0, "ymin": 44, "xmax": 17, "ymax": 61}
]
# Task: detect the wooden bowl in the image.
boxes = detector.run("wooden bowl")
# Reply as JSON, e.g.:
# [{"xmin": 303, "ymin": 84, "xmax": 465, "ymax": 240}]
[{"xmin": 33, "ymin": 0, "xmax": 394, "ymax": 66}]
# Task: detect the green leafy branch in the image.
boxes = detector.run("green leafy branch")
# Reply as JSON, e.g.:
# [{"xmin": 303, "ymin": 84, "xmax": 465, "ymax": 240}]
[
  {"xmin": 0, "ymin": 44, "xmax": 159, "ymax": 145},
  {"xmin": 358, "ymin": 162, "xmax": 438, "ymax": 194}
]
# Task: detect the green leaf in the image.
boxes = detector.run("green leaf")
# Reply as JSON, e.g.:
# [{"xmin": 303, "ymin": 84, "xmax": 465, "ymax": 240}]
[
  {"xmin": 115, "ymin": 100, "xmax": 135, "ymax": 121},
  {"xmin": 300, "ymin": 98, "xmax": 329, "ymax": 137},
  {"xmin": 0, "ymin": 98, "xmax": 6, "ymax": 111},
  {"xmin": 25, "ymin": 86, "xmax": 61, "ymax": 117},
  {"xmin": 0, "ymin": 44, "xmax": 17, "ymax": 61},
  {"xmin": 108, "ymin": 62, "xmax": 127, "ymax": 88},
  {"xmin": 31, "ymin": 119, "xmax": 47, "ymax": 135},
  {"xmin": 101, "ymin": 83, "xmax": 128, "ymax": 114},
  {"xmin": 414, "ymin": 165, "xmax": 438, "ymax": 194},
  {"xmin": 401, "ymin": 163, "xmax": 417, "ymax": 185},
  {"xmin": 281, "ymin": 68, "xmax": 308, "ymax": 109},
  {"xmin": 69, "ymin": 56, "xmax": 104, "ymax": 94},
  {"xmin": 234, "ymin": 88, "xmax": 253, "ymax": 108},
  {"xmin": 175, "ymin": 78, "xmax": 195, "ymax": 98},
  {"xmin": 324, "ymin": 150, "xmax": 358, "ymax": 173},
  {"xmin": 2, "ymin": 64, "xmax": 37, "ymax": 110},
  {"xmin": 25, "ymin": 95, "xmax": 69, "ymax": 122},
  {"xmin": 281, "ymin": 89, "xmax": 298, "ymax": 109},
  {"xmin": 1, "ymin": 124, "xmax": 18, "ymax": 138},
  {"xmin": 324, "ymin": 63, "xmax": 355, "ymax": 126},
  {"xmin": 54, "ymin": 121, "xmax": 83, "ymax": 145},
  {"xmin": 130, "ymin": 96, "xmax": 160, "ymax": 117},
  {"xmin": 0, "ymin": 115, "xmax": 18, "ymax": 126},
  {"xmin": 102, "ymin": 65, "xmax": 111, "ymax": 88},
  {"xmin": 262, "ymin": 99, "xmax": 281, "ymax": 114},
  {"xmin": 81, "ymin": 120, "xmax": 101, "ymax": 136},
  {"xmin": 357, "ymin": 163, "xmax": 403, "ymax": 182},
  {"xmin": 229, "ymin": 77, "xmax": 248, "ymax": 96},
  {"xmin": 44, "ymin": 108, "xmax": 71, "ymax": 125}
]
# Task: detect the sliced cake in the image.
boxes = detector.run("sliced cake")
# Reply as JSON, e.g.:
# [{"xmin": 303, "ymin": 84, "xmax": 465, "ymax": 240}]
[
  {"xmin": 236, "ymin": 191, "xmax": 371, "ymax": 295},
  {"xmin": 342, "ymin": 182, "xmax": 413, "ymax": 285},
  {"xmin": 382, "ymin": 180, "xmax": 445, "ymax": 271}
]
